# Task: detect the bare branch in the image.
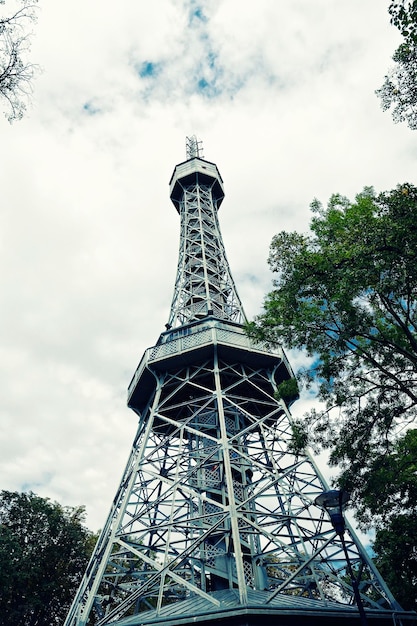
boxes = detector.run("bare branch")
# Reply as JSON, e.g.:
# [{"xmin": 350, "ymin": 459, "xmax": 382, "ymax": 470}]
[{"xmin": 0, "ymin": 0, "xmax": 39, "ymax": 122}]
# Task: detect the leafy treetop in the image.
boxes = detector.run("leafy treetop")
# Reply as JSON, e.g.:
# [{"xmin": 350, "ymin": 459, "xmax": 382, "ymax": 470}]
[
  {"xmin": 247, "ymin": 183, "xmax": 417, "ymax": 517},
  {"xmin": 247, "ymin": 184, "xmax": 417, "ymax": 608},
  {"xmin": 0, "ymin": 490, "xmax": 97, "ymax": 626}
]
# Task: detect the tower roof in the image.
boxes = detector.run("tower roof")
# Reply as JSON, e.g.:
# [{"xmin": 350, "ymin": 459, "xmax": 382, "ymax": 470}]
[{"xmin": 169, "ymin": 156, "xmax": 225, "ymax": 213}]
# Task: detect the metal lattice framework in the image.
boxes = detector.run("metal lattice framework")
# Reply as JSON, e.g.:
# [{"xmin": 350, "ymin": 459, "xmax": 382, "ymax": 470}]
[
  {"xmin": 167, "ymin": 156, "xmax": 245, "ymax": 328},
  {"xmin": 64, "ymin": 149, "xmax": 414, "ymax": 626}
]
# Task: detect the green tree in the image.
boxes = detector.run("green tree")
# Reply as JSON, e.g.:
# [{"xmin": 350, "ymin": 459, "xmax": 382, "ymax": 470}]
[
  {"xmin": 376, "ymin": 1, "xmax": 417, "ymax": 129},
  {"xmin": 362, "ymin": 428, "xmax": 417, "ymax": 610},
  {"xmin": 0, "ymin": 0, "xmax": 38, "ymax": 122},
  {"xmin": 373, "ymin": 511, "xmax": 417, "ymax": 611},
  {"xmin": 358, "ymin": 428, "xmax": 417, "ymax": 526},
  {"xmin": 247, "ymin": 184, "xmax": 417, "ymax": 606},
  {"xmin": 0, "ymin": 490, "xmax": 96, "ymax": 626},
  {"xmin": 248, "ymin": 184, "xmax": 417, "ymax": 473},
  {"xmin": 389, "ymin": 0, "xmax": 417, "ymax": 43}
]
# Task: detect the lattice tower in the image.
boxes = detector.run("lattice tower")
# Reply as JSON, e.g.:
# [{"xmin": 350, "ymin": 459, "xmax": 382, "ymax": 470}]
[
  {"xmin": 167, "ymin": 155, "xmax": 245, "ymax": 327},
  {"xmin": 64, "ymin": 145, "xmax": 415, "ymax": 626}
]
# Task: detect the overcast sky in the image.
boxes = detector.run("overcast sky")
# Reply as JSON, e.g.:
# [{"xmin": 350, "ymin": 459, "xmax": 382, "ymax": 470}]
[{"xmin": 0, "ymin": 0, "xmax": 415, "ymax": 532}]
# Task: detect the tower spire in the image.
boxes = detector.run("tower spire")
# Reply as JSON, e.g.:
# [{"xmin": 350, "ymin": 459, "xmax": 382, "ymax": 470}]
[
  {"xmin": 64, "ymin": 146, "xmax": 414, "ymax": 626},
  {"xmin": 167, "ymin": 143, "xmax": 245, "ymax": 328}
]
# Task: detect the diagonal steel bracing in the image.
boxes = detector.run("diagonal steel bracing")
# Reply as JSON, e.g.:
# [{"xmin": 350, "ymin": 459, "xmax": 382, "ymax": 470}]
[{"xmin": 64, "ymin": 147, "xmax": 412, "ymax": 626}]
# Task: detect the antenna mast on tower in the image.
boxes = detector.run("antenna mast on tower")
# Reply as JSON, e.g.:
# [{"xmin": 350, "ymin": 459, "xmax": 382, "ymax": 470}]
[{"xmin": 186, "ymin": 134, "xmax": 204, "ymax": 159}]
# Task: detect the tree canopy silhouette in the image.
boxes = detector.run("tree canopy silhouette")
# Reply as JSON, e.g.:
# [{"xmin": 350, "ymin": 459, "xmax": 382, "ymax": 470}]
[{"xmin": 0, "ymin": 490, "xmax": 96, "ymax": 626}]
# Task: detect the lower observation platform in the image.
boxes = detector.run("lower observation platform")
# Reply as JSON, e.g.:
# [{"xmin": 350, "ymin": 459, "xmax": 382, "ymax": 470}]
[
  {"xmin": 110, "ymin": 589, "xmax": 417, "ymax": 626},
  {"xmin": 127, "ymin": 317, "xmax": 295, "ymax": 413}
]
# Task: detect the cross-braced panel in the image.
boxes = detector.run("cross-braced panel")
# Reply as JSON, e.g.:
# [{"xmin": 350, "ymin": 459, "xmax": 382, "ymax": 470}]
[
  {"xmin": 168, "ymin": 184, "xmax": 245, "ymax": 327},
  {"xmin": 64, "ymin": 354, "xmax": 395, "ymax": 626}
]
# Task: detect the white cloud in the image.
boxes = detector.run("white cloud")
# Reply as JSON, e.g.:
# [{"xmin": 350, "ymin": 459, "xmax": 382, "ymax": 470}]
[{"xmin": 0, "ymin": 0, "xmax": 413, "ymax": 534}]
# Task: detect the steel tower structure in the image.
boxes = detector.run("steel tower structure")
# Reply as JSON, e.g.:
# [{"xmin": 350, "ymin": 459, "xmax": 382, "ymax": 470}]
[{"xmin": 65, "ymin": 140, "xmax": 415, "ymax": 626}]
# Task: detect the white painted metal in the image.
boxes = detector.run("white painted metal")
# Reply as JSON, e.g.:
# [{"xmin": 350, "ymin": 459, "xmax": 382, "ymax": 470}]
[
  {"xmin": 185, "ymin": 135, "xmax": 203, "ymax": 160},
  {"xmin": 64, "ymin": 153, "xmax": 403, "ymax": 626},
  {"xmin": 167, "ymin": 157, "xmax": 245, "ymax": 328}
]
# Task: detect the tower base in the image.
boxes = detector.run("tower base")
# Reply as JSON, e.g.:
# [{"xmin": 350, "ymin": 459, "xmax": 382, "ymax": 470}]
[{"xmin": 111, "ymin": 590, "xmax": 417, "ymax": 626}]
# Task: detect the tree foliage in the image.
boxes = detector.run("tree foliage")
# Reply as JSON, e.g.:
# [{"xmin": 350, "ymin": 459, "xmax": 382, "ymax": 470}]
[
  {"xmin": 389, "ymin": 0, "xmax": 417, "ymax": 43},
  {"xmin": 247, "ymin": 184, "xmax": 417, "ymax": 500},
  {"xmin": 247, "ymin": 183, "xmax": 417, "ymax": 606},
  {"xmin": 0, "ymin": 490, "xmax": 96, "ymax": 626},
  {"xmin": 358, "ymin": 428, "xmax": 417, "ymax": 526},
  {"xmin": 373, "ymin": 509, "xmax": 417, "ymax": 610},
  {"xmin": 365, "ymin": 428, "xmax": 417, "ymax": 609},
  {"xmin": 248, "ymin": 184, "xmax": 417, "ymax": 605},
  {"xmin": 376, "ymin": 1, "xmax": 417, "ymax": 129},
  {"xmin": 376, "ymin": 42, "xmax": 417, "ymax": 130},
  {"xmin": 0, "ymin": 0, "xmax": 38, "ymax": 122}
]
